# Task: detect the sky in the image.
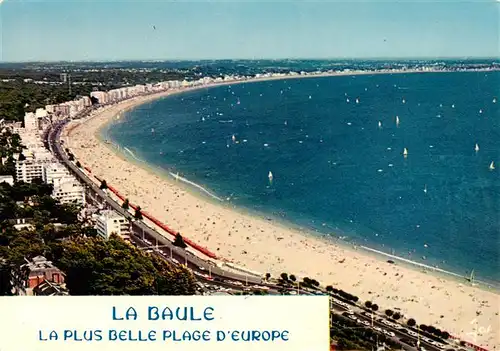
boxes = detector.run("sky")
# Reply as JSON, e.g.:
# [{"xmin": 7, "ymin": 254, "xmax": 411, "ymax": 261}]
[{"xmin": 0, "ymin": 0, "xmax": 498, "ymax": 62}]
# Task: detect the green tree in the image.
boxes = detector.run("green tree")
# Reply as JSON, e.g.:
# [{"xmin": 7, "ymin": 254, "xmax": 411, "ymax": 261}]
[
  {"xmin": 173, "ymin": 233, "xmax": 187, "ymax": 249},
  {"xmin": 122, "ymin": 198, "xmax": 130, "ymax": 210},
  {"xmin": 289, "ymin": 274, "xmax": 296, "ymax": 282},
  {"xmin": 280, "ymin": 272, "xmax": 289, "ymax": 282},
  {"xmin": 134, "ymin": 206, "xmax": 143, "ymax": 220},
  {"xmin": 365, "ymin": 301, "xmax": 372, "ymax": 308},
  {"xmin": 407, "ymin": 318, "xmax": 416, "ymax": 327},
  {"xmin": 75, "ymin": 161, "xmax": 82, "ymax": 168}
]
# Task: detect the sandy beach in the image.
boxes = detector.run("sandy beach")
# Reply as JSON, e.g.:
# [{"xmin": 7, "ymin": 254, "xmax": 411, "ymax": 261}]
[{"xmin": 63, "ymin": 80, "xmax": 499, "ymax": 349}]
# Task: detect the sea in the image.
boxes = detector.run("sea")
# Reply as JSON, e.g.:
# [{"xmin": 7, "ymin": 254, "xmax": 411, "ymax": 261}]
[{"xmin": 103, "ymin": 70, "xmax": 500, "ymax": 285}]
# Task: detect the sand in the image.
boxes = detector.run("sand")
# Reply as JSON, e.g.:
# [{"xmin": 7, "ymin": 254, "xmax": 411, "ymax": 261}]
[{"xmin": 63, "ymin": 82, "xmax": 499, "ymax": 349}]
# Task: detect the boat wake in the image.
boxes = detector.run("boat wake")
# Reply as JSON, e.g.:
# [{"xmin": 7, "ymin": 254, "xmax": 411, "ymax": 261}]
[
  {"xmin": 123, "ymin": 147, "xmax": 142, "ymax": 162},
  {"xmin": 169, "ymin": 172, "xmax": 224, "ymax": 202},
  {"xmin": 218, "ymin": 120, "xmax": 233, "ymax": 123}
]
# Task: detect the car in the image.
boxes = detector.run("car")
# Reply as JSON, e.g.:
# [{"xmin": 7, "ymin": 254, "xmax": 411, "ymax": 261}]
[
  {"xmin": 384, "ymin": 331, "xmax": 395, "ymax": 337},
  {"xmin": 374, "ymin": 327, "xmax": 382, "ymax": 332},
  {"xmin": 347, "ymin": 315, "xmax": 357, "ymax": 321}
]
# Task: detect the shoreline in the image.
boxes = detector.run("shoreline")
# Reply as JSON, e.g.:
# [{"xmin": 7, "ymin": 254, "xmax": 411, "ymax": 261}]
[{"xmin": 63, "ymin": 71, "xmax": 500, "ymax": 348}]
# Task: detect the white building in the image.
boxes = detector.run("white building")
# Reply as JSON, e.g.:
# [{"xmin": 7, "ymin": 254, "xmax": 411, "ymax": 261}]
[
  {"xmin": 43, "ymin": 162, "xmax": 71, "ymax": 185},
  {"xmin": 15, "ymin": 160, "xmax": 45, "ymax": 183},
  {"xmin": 94, "ymin": 210, "xmax": 130, "ymax": 240},
  {"xmin": 90, "ymin": 91, "xmax": 109, "ymax": 105},
  {"xmin": 0, "ymin": 175, "xmax": 14, "ymax": 186},
  {"xmin": 23, "ymin": 112, "xmax": 37, "ymax": 131},
  {"xmin": 52, "ymin": 178, "xmax": 85, "ymax": 205}
]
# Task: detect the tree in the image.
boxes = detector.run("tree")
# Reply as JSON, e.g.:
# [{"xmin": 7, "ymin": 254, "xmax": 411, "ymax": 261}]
[
  {"xmin": 173, "ymin": 233, "xmax": 187, "ymax": 249},
  {"xmin": 18, "ymin": 152, "xmax": 26, "ymax": 161},
  {"xmin": 68, "ymin": 153, "xmax": 74, "ymax": 161},
  {"xmin": 385, "ymin": 309, "xmax": 393, "ymax": 317},
  {"xmin": 407, "ymin": 318, "xmax": 416, "ymax": 327},
  {"xmin": 99, "ymin": 179, "xmax": 108, "ymax": 190},
  {"xmin": 122, "ymin": 198, "xmax": 129, "ymax": 210},
  {"xmin": 75, "ymin": 161, "xmax": 82, "ymax": 168},
  {"xmin": 365, "ymin": 301, "xmax": 372, "ymax": 308},
  {"xmin": 371, "ymin": 304, "xmax": 379, "ymax": 312},
  {"xmin": 392, "ymin": 312, "xmax": 401, "ymax": 320},
  {"xmin": 51, "ymin": 236, "xmax": 196, "ymax": 295},
  {"xmin": 265, "ymin": 273, "xmax": 271, "ymax": 281},
  {"xmin": 326, "ymin": 285, "xmax": 334, "ymax": 293},
  {"xmin": 280, "ymin": 272, "xmax": 289, "ymax": 282},
  {"xmin": 441, "ymin": 331, "xmax": 450, "ymax": 340},
  {"xmin": 134, "ymin": 206, "xmax": 143, "ymax": 220},
  {"xmin": 289, "ymin": 274, "xmax": 296, "ymax": 282}
]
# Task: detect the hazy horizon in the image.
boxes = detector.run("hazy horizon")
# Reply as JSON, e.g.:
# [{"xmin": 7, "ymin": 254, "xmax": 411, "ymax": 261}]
[{"xmin": 1, "ymin": 0, "xmax": 498, "ymax": 62}]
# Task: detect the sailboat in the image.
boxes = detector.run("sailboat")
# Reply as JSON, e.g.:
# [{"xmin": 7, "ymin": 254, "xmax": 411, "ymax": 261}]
[
  {"xmin": 355, "ymin": 98, "xmax": 360, "ymax": 104},
  {"xmin": 423, "ymin": 184, "xmax": 427, "ymax": 194},
  {"xmin": 402, "ymin": 98, "xmax": 406, "ymax": 104},
  {"xmin": 151, "ymin": 128, "xmax": 155, "ymax": 134},
  {"xmin": 232, "ymin": 134, "xmax": 236, "ymax": 143},
  {"xmin": 268, "ymin": 171, "xmax": 273, "ymax": 183},
  {"xmin": 493, "ymin": 98, "xmax": 497, "ymax": 104},
  {"xmin": 475, "ymin": 143, "xmax": 480, "ymax": 152},
  {"xmin": 396, "ymin": 116, "xmax": 400, "ymax": 126},
  {"xmin": 403, "ymin": 148, "xmax": 408, "ymax": 157},
  {"xmin": 489, "ymin": 161, "xmax": 495, "ymax": 170},
  {"xmin": 378, "ymin": 121, "xmax": 382, "ymax": 128},
  {"xmin": 346, "ymin": 98, "xmax": 350, "ymax": 103}
]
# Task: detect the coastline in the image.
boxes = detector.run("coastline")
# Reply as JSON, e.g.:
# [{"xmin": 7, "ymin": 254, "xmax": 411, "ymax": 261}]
[{"xmin": 63, "ymin": 72, "xmax": 499, "ymax": 348}]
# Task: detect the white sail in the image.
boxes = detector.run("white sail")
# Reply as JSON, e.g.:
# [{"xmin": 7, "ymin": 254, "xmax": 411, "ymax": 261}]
[
  {"xmin": 402, "ymin": 99, "xmax": 406, "ymax": 104},
  {"xmin": 396, "ymin": 116, "xmax": 400, "ymax": 125},
  {"xmin": 356, "ymin": 98, "xmax": 359, "ymax": 104},
  {"xmin": 268, "ymin": 171, "xmax": 273, "ymax": 182},
  {"xmin": 346, "ymin": 98, "xmax": 350, "ymax": 103},
  {"xmin": 378, "ymin": 121, "xmax": 382, "ymax": 128},
  {"xmin": 489, "ymin": 161, "xmax": 495, "ymax": 170},
  {"xmin": 493, "ymin": 98, "xmax": 497, "ymax": 104},
  {"xmin": 232, "ymin": 134, "xmax": 236, "ymax": 142},
  {"xmin": 424, "ymin": 184, "xmax": 427, "ymax": 194},
  {"xmin": 403, "ymin": 148, "xmax": 408, "ymax": 157},
  {"xmin": 475, "ymin": 143, "xmax": 480, "ymax": 152}
]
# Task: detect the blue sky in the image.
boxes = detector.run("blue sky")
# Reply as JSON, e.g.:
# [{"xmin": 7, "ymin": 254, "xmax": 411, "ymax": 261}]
[{"xmin": 0, "ymin": 0, "xmax": 498, "ymax": 61}]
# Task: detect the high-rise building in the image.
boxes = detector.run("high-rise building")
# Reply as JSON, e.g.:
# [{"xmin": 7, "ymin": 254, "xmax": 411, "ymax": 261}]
[{"xmin": 94, "ymin": 210, "xmax": 130, "ymax": 240}]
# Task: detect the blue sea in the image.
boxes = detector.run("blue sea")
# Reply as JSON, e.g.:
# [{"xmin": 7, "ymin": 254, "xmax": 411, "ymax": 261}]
[{"xmin": 104, "ymin": 71, "xmax": 500, "ymax": 284}]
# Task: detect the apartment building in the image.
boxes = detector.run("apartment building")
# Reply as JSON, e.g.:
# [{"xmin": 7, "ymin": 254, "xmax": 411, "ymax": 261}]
[
  {"xmin": 94, "ymin": 210, "xmax": 130, "ymax": 240},
  {"xmin": 52, "ymin": 178, "xmax": 86, "ymax": 205}
]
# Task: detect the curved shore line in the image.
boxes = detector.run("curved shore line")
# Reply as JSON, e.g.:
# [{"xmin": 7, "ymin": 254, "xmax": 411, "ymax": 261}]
[
  {"xmin": 64, "ymin": 72, "xmax": 498, "ymax": 350},
  {"xmin": 99, "ymin": 70, "xmax": 499, "ymax": 288}
]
